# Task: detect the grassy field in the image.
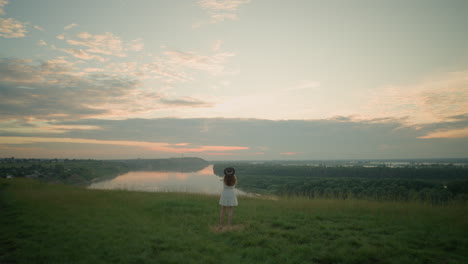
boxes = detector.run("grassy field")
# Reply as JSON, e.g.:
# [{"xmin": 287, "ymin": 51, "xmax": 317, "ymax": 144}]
[{"xmin": 1, "ymin": 179, "xmax": 467, "ymax": 264}]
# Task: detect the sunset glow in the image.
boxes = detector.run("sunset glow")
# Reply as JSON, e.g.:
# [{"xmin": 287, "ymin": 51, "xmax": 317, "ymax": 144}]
[{"xmin": 0, "ymin": 136, "xmax": 248, "ymax": 154}]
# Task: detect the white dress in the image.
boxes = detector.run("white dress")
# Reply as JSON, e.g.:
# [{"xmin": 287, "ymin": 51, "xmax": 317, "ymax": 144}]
[{"xmin": 219, "ymin": 183, "xmax": 238, "ymax": 206}]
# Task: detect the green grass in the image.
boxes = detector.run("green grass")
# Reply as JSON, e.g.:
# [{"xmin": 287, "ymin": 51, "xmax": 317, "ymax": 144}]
[{"xmin": 1, "ymin": 179, "xmax": 467, "ymax": 264}]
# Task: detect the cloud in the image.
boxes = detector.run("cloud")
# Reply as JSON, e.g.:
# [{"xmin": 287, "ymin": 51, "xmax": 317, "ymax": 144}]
[
  {"xmin": 129, "ymin": 46, "xmax": 236, "ymax": 83},
  {"xmin": 0, "ymin": 136, "xmax": 248, "ymax": 154},
  {"xmin": 60, "ymin": 48, "xmax": 107, "ymax": 62},
  {"xmin": 416, "ymin": 114, "xmax": 468, "ymax": 139},
  {"xmin": 365, "ymin": 70, "xmax": 468, "ymax": 124},
  {"xmin": 164, "ymin": 50, "xmax": 235, "ymax": 75},
  {"xmin": 64, "ymin": 23, "xmax": 78, "ymax": 30},
  {"xmin": 127, "ymin": 38, "xmax": 144, "ymax": 52},
  {"xmin": 104, "ymin": 60, "xmax": 192, "ymax": 84},
  {"xmin": 0, "ymin": 17, "xmax": 28, "ymax": 38},
  {"xmin": 160, "ymin": 97, "xmax": 213, "ymax": 107},
  {"xmin": 38, "ymin": 125, "xmax": 103, "ymax": 133},
  {"xmin": 418, "ymin": 127, "xmax": 468, "ymax": 139},
  {"xmin": 37, "ymin": 40, "xmax": 47, "ymax": 46},
  {"xmin": 198, "ymin": 0, "xmax": 251, "ymax": 11},
  {"xmin": 209, "ymin": 13, "xmax": 238, "ymax": 23},
  {"xmin": 213, "ymin": 40, "xmax": 223, "ymax": 52},
  {"xmin": 0, "ymin": 58, "xmax": 43, "ymax": 84},
  {"xmin": 0, "ymin": 57, "xmax": 215, "ymax": 122},
  {"xmin": 33, "ymin": 25, "xmax": 45, "ymax": 31},
  {"xmin": 65, "ymin": 32, "xmax": 126, "ymax": 57},
  {"xmin": 84, "ymin": 67, "xmax": 105, "ymax": 73},
  {"xmin": 195, "ymin": 0, "xmax": 251, "ymax": 27},
  {"xmin": 0, "ymin": 118, "xmax": 468, "ymax": 159},
  {"xmin": 0, "ymin": 123, "xmax": 103, "ymax": 134},
  {"xmin": 100, "ymin": 48, "xmax": 235, "ymax": 84},
  {"xmin": 0, "ymin": 0, "xmax": 7, "ymax": 15},
  {"xmin": 1, "ymin": 117, "xmax": 467, "ymax": 159},
  {"xmin": 0, "ymin": 0, "xmax": 28, "ymax": 38},
  {"xmin": 56, "ymin": 32, "xmax": 145, "ymax": 60},
  {"xmin": 52, "ymin": 32, "xmax": 232, "ymax": 84},
  {"xmin": 45, "ymin": 57, "xmax": 78, "ymax": 70},
  {"xmin": 0, "ymin": 58, "xmax": 148, "ymax": 120}
]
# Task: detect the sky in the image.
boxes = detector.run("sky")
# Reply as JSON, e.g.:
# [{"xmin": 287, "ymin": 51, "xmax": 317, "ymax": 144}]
[{"xmin": 0, "ymin": 0, "xmax": 467, "ymax": 160}]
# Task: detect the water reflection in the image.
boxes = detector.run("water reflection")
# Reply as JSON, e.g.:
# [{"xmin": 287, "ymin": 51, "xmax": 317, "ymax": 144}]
[{"xmin": 89, "ymin": 165, "xmax": 249, "ymax": 195}]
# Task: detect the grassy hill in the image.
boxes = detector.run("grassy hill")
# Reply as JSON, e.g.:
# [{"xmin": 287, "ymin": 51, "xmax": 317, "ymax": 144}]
[{"xmin": 1, "ymin": 179, "xmax": 467, "ymax": 264}]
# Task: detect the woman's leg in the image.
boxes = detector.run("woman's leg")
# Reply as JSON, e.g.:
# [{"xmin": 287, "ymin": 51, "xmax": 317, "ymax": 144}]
[
  {"xmin": 219, "ymin": 206, "xmax": 226, "ymax": 225},
  {"xmin": 227, "ymin": 206, "xmax": 234, "ymax": 225}
]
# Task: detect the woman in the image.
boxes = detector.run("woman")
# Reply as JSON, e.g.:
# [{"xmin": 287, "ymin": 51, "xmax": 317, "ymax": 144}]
[{"xmin": 219, "ymin": 167, "xmax": 238, "ymax": 226}]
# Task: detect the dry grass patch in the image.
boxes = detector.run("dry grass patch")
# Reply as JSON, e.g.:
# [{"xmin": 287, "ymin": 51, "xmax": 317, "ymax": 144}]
[{"xmin": 210, "ymin": 224, "xmax": 246, "ymax": 233}]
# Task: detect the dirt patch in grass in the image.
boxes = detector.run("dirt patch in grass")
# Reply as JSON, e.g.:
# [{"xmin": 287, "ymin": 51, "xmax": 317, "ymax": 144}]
[{"xmin": 210, "ymin": 224, "xmax": 245, "ymax": 233}]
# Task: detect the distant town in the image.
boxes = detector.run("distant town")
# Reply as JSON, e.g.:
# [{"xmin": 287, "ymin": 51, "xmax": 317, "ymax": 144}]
[{"xmin": 215, "ymin": 158, "xmax": 468, "ymax": 168}]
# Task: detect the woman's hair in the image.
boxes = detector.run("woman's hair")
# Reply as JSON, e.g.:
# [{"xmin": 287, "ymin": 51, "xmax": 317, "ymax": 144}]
[
  {"xmin": 224, "ymin": 175, "xmax": 237, "ymax": 186},
  {"xmin": 223, "ymin": 167, "xmax": 237, "ymax": 186}
]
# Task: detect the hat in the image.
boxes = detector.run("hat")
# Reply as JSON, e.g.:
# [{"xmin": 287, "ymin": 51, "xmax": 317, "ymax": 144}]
[{"xmin": 224, "ymin": 167, "xmax": 235, "ymax": 176}]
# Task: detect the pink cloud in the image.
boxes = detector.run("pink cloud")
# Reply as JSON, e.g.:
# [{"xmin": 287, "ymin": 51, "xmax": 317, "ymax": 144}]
[
  {"xmin": 0, "ymin": 58, "xmax": 198, "ymax": 121},
  {"xmin": 60, "ymin": 48, "xmax": 107, "ymax": 62},
  {"xmin": 280, "ymin": 152, "xmax": 299, "ymax": 155},
  {"xmin": 365, "ymin": 71, "xmax": 468, "ymax": 124},
  {"xmin": 127, "ymin": 38, "xmax": 144, "ymax": 52},
  {"xmin": 84, "ymin": 67, "xmax": 105, "ymax": 73},
  {"xmin": 0, "ymin": 136, "xmax": 248, "ymax": 154},
  {"xmin": 64, "ymin": 23, "xmax": 78, "ymax": 30},
  {"xmin": 164, "ymin": 50, "xmax": 235, "ymax": 75},
  {"xmin": 195, "ymin": 0, "xmax": 251, "ymax": 27},
  {"xmin": 0, "ymin": 17, "xmax": 28, "ymax": 38},
  {"xmin": 66, "ymin": 32, "xmax": 126, "ymax": 57},
  {"xmin": 209, "ymin": 13, "xmax": 238, "ymax": 23},
  {"xmin": 181, "ymin": 145, "xmax": 248, "ymax": 152},
  {"xmin": 104, "ymin": 58, "xmax": 193, "ymax": 84},
  {"xmin": 198, "ymin": 0, "xmax": 251, "ymax": 11},
  {"xmin": 174, "ymin": 143, "xmax": 190, "ymax": 146},
  {"xmin": 0, "ymin": 0, "xmax": 7, "ymax": 15},
  {"xmin": 0, "ymin": 0, "xmax": 28, "ymax": 38},
  {"xmin": 418, "ymin": 127, "xmax": 468, "ymax": 139},
  {"xmin": 38, "ymin": 125, "xmax": 103, "ymax": 133}
]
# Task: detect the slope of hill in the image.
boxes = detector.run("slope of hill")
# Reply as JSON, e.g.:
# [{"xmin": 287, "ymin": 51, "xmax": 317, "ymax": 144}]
[{"xmin": 1, "ymin": 179, "xmax": 467, "ymax": 264}]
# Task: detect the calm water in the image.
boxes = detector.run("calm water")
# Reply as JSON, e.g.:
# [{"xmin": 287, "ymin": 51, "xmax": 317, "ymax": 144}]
[{"xmin": 88, "ymin": 165, "xmax": 249, "ymax": 195}]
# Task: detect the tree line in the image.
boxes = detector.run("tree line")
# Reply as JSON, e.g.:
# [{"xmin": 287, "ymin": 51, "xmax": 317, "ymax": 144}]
[
  {"xmin": 0, "ymin": 157, "xmax": 208, "ymax": 185},
  {"xmin": 214, "ymin": 163, "xmax": 468, "ymax": 204}
]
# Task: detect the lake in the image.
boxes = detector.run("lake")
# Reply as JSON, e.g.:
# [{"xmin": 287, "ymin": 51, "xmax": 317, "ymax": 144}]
[{"xmin": 88, "ymin": 165, "xmax": 249, "ymax": 195}]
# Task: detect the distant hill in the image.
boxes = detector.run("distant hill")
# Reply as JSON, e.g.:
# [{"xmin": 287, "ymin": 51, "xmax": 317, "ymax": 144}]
[
  {"xmin": 118, "ymin": 157, "xmax": 209, "ymax": 172},
  {"xmin": 0, "ymin": 157, "xmax": 210, "ymax": 185}
]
